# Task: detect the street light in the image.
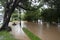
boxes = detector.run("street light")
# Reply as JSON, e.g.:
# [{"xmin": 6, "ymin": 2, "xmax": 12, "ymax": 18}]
[{"xmin": 18, "ymin": 8, "xmax": 21, "ymax": 26}]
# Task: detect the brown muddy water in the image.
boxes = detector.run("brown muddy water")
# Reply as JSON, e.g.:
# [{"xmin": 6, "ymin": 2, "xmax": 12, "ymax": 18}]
[{"xmin": 9, "ymin": 21, "xmax": 60, "ymax": 40}]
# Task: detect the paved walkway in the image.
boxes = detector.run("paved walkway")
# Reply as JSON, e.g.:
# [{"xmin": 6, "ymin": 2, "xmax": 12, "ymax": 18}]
[{"xmin": 9, "ymin": 22, "xmax": 30, "ymax": 40}]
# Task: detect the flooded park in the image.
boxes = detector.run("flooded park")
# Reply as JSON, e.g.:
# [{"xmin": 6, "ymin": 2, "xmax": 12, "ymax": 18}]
[
  {"xmin": 9, "ymin": 20, "xmax": 60, "ymax": 40},
  {"xmin": 0, "ymin": 0, "xmax": 60, "ymax": 40}
]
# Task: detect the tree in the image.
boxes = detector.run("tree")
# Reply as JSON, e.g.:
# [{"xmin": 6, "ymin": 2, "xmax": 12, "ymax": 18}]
[
  {"xmin": 0, "ymin": 0, "xmax": 43, "ymax": 31},
  {"xmin": 41, "ymin": 8, "xmax": 59, "ymax": 23},
  {"xmin": 24, "ymin": 9, "xmax": 41, "ymax": 22},
  {"xmin": 41, "ymin": 0, "xmax": 60, "ymax": 23}
]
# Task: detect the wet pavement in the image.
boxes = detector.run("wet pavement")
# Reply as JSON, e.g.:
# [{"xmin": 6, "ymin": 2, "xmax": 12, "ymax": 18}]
[
  {"xmin": 9, "ymin": 22, "xmax": 30, "ymax": 40},
  {"xmin": 24, "ymin": 21, "xmax": 60, "ymax": 40},
  {"xmin": 9, "ymin": 21, "xmax": 60, "ymax": 40}
]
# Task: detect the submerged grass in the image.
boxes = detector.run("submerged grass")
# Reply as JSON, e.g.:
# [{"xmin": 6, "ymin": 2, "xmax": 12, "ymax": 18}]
[
  {"xmin": 23, "ymin": 28, "xmax": 41, "ymax": 40},
  {"xmin": 0, "ymin": 31, "xmax": 16, "ymax": 40}
]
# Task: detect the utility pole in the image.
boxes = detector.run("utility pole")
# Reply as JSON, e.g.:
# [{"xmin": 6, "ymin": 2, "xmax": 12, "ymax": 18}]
[{"xmin": 18, "ymin": 8, "xmax": 21, "ymax": 26}]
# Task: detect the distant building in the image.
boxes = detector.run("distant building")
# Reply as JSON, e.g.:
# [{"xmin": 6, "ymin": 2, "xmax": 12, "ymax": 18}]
[{"xmin": 0, "ymin": 4, "xmax": 4, "ymax": 28}]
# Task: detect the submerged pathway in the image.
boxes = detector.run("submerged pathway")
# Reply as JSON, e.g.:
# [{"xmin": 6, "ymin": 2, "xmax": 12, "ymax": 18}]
[
  {"xmin": 9, "ymin": 22, "xmax": 30, "ymax": 40},
  {"xmin": 24, "ymin": 21, "xmax": 60, "ymax": 40},
  {"xmin": 9, "ymin": 21, "xmax": 60, "ymax": 40}
]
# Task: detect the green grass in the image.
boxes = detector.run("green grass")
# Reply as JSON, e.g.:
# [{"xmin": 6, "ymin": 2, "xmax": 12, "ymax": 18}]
[
  {"xmin": 0, "ymin": 31, "xmax": 16, "ymax": 40},
  {"xmin": 23, "ymin": 28, "xmax": 41, "ymax": 40}
]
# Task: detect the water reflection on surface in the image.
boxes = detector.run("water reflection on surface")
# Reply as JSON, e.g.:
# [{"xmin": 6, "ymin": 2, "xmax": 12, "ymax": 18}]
[
  {"xmin": 10, "ymin": 21, "xmax": 60, "ymax": 40},
  {"xmin": 23, "ymin": 21, "xmax": 60, "ymax": 40},
  {"xmin": 58, "ymin": 23, "xmax": 60, "ymax": 32},
  {"xmin": 10, "ymin": 22, "xmax": 30, "ymax": 40}
]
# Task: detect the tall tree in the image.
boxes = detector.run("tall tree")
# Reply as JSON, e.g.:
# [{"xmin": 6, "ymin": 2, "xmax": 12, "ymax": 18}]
[
  {"xmin": 24, "ymin": 9, "xmax": 41, "ymax": 22},
  {"xmin": 41, "ymin": 0, "xmax": 60, "ymax": 23},
  {"xmin": 0, "ymin": 0, "xmax": 43, "ymax": 31}
]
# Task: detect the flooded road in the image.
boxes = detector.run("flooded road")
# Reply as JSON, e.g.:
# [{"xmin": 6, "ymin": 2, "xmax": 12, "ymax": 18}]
[
  {"xmin": 23, "ymin": 21, "xmax": 60, "ymax": 40},
  {"xmin": 9, "ymin": 21, "xmax": 60, "ymax": 40}
]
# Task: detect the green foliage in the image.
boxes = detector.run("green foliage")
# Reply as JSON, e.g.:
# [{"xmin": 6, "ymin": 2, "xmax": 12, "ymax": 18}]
[
  {"xmin": 0, "ymin": 31, "xmax": 16, "ymax": 40},
  {"xmin": 24, "ymin": 9, "xmax": 41, "ymax": 21},
  {"xmin": 40, "ymin": 0, "xmax": 60, "ymax": 23},
  {"xmin": 0, "ymin": 0, "xmax": 7, "ymax": 6},
  {"xmin": 11, "ymin": 13, "xmax": 18, "ymax": 21},
  {"xmin": 0, "ymin": 0, "xmax": 43, "ymax": 11},
  {"xmin": 21, "ymin": 14, "xmax": 25, "ymax": 20},
  {"xmin": 41, "ymin": 8, "xmax": 58, "ymax": 23},
  {"xmin": 23, "ymin": 28, "xmax": 41, "ymax": 40}
]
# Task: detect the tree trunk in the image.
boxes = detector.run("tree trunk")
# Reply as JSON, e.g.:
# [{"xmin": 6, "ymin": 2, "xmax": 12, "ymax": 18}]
[
  {"xmin": 0, "ymin": 8, "xmax": 16, "ymax": 31},
  {"xmin": 0, "ymin": 0, "xmax": 17, "ymax": 31}
]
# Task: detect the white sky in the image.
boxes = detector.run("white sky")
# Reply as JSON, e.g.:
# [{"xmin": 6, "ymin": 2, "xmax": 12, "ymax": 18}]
[
  {"xmin": 41, "ymin": 5, "xmax": 48, "ymax": 9},
  {"xmin": 43, "ymin": 5, "xmax": 48, "ymax": 8}
]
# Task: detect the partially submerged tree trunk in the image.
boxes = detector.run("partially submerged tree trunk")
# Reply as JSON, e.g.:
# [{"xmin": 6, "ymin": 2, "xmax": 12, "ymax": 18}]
[{"xmin": 0, "ymin": 0, "xmax": 18, "ymax": 31}]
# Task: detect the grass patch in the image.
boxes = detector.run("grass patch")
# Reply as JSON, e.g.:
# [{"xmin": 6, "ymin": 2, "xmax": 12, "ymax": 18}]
[
  {"xmin": 23, "ymin": 28, "xmax": 41, "ymax": 40},
  {"xmin": 0, "ymin": 31, "xmax": 16, "ymax": 40}
]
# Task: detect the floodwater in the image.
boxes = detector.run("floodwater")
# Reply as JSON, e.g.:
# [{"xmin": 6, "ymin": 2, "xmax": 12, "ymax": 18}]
[
  {"xmin": 9, "ymin": 21, "xmax": 60, "ymax": 40},
  {"xmin": 22, "ymin": 21, "xmax": 60, "ymax": 40}
]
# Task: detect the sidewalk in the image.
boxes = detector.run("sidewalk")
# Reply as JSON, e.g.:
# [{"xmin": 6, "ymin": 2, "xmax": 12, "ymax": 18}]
[{"xmin": 9, "ymin": 22, "xmax": 30, "ymax": 40}]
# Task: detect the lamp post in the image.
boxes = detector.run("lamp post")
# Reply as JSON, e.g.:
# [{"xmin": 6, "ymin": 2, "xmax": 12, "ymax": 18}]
[{"xmin": 18, "ymin": 8, "xmax": 21, "ymax": 26}]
